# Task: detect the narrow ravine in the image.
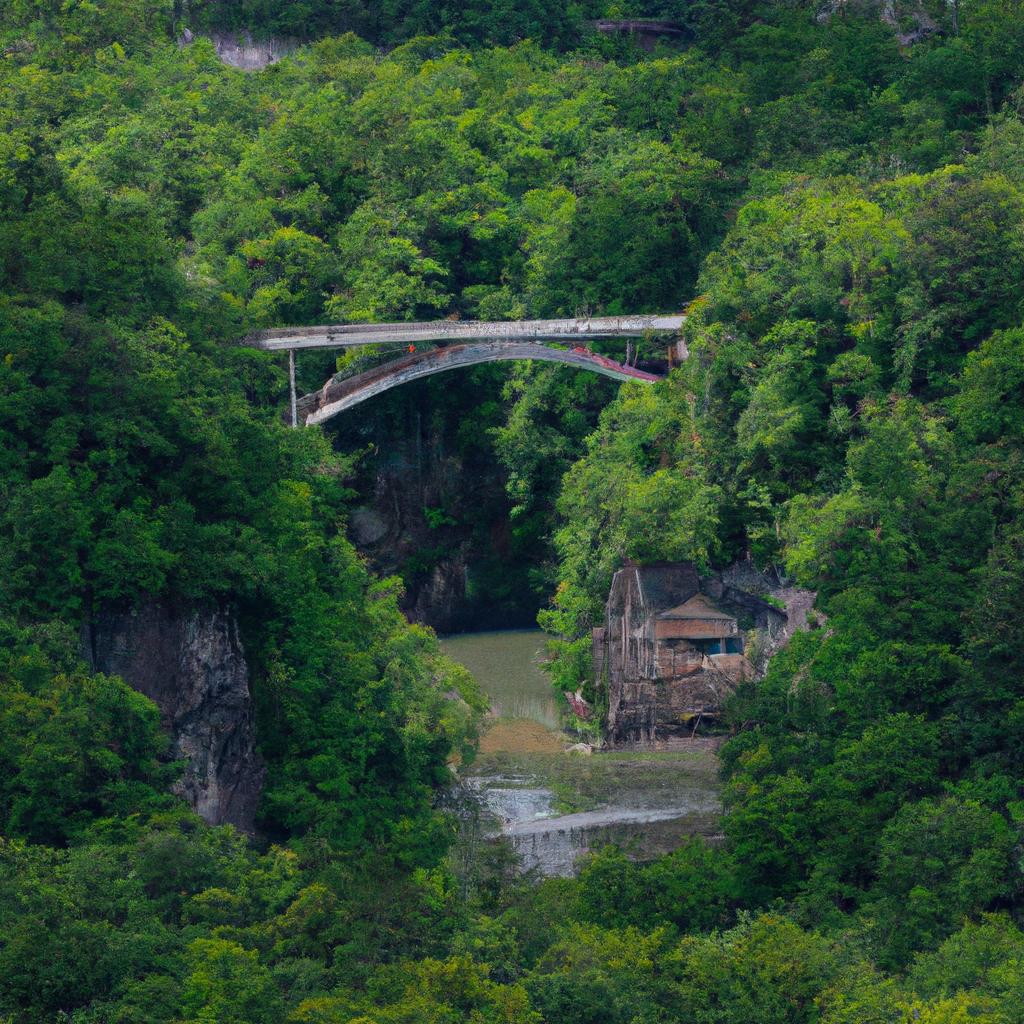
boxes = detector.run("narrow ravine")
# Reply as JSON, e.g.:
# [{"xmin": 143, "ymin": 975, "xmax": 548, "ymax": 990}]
[{"xmin": 440, "ymin": 629, "xmax": 722, "ymax": 876}]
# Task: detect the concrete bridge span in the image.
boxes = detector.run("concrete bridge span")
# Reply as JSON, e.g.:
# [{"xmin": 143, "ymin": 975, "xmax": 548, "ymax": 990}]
[
  {"xmin": 298, "ymin": 341, "xmax": 665, "ymax": 426},
  {"xmin": 240, "ymin": 314, "xmax": 686, "ymax": 425},
  {"xmin": 246, "ymin": 314, "xmax": 685, "ymax": 352}
]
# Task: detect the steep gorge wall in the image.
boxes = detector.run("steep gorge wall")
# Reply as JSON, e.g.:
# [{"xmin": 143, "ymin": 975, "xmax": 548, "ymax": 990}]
[
  {"xmin": 338, "ymin": 381, "xmax": 543, "ymax": 634},
  {"xmin": 815, "ymin": 0, "xmax": 940, "ymax": 44},
  {"xmin": 81, "ymin": 602, "xmax": 263, "ymax": 832},
  {"xmin": 178, "ymin": 28, "xmax": 299, "ymax": 70}
]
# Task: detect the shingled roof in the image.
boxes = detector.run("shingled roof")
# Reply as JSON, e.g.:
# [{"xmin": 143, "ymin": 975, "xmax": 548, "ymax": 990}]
[{"xmin": 631, "ymin": 563, "xmax": 701, "ymax": 613}]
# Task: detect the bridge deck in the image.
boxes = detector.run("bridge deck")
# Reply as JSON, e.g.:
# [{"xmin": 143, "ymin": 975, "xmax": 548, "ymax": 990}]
[{"xmin": 246, "ymin": 314, "xmax": 685, "ymax": 352}]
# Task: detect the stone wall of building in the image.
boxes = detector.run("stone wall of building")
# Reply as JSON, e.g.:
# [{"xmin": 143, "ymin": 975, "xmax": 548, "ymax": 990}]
[{"xmin": 597, "ymin": 562, "xmax": 814, "ymax": 747}]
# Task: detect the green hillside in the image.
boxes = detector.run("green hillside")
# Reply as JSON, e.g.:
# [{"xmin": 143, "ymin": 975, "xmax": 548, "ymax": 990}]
[{"xmin": 3, "ymin": 1, "xmax": 1024, "ymax": 1020}]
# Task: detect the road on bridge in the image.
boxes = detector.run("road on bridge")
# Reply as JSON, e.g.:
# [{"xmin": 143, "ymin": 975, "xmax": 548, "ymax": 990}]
[{"xmin": 245, "ymin": 314, "xmax": 685, "ymax": 351}]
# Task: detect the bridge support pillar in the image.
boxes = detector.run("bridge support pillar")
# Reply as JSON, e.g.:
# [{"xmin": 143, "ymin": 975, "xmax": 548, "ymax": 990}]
[
  {"xmin": 667, "ymin": 338, "xmax": 688, "ymax": 368},
  {"xmin": 289, "ymin": 349, "xmax": 297, "ymax": 428}
]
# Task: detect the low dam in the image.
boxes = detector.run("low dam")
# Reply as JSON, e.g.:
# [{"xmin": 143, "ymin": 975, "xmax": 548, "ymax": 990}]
[{"xmin": 440, "ymin": 630, "xmax": 722, "ymax": 876}]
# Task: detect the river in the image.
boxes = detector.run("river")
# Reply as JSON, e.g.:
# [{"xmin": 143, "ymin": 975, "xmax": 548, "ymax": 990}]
[
  {"xmin": 440, "ymin": 629, "xmax": 723, "ymax": 877},
  {"xmin": 440, "ymin": 630, "xmax": 559, "ymax": 732}
]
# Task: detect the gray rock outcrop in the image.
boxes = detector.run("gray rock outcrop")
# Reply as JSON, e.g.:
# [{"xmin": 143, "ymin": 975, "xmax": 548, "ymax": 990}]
[
  {"xmin": 179, "ymin": 28, "xmax": 299, "ymax": 71},
  {"xmin": 81, "ymin": 602, "xmax": 263, "ymax": 831},
  {"xmin": 815, "ymin": 0, "xmax": 940, "ymax": 45}
]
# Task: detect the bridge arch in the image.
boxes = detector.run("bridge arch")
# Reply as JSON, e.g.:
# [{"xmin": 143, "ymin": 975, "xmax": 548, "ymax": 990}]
[{"xmin": 297, "ymin": 341, "xmax": 665, "ymax": 426}]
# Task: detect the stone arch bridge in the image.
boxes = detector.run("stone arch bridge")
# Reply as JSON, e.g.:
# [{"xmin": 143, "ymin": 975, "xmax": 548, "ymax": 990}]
[{"xmin": 242, "ymin": 315, "xmax": 686, "ymax": 426}]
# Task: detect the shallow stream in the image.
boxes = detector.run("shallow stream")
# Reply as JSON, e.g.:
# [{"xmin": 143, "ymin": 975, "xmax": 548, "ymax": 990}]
[{"xmin": 440, "ymin": 629, "xmax": 722, "ymax": 876}]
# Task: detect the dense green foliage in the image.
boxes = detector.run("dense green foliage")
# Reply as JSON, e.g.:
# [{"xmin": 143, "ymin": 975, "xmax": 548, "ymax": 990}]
[
  {"xmin": 4, "ymin": 0, "xmax": 1024, "ymax": 1019},
  {"xmin": 187, "ymin": 0, "xmax": 750, "ymax": 51}
]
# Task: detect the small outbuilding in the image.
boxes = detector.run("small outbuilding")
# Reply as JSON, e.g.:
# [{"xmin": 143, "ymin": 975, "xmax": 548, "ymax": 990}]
[{"xmin": 594, "ymin": 563, "xmax": 786, "ymax": 746}]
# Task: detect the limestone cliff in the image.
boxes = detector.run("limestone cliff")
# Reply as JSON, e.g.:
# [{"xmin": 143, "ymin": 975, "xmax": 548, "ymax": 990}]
[
  {"xmin": 178, "ymin": 28, "xmax": 298, "ymax": 70},
  {"xmin": 815, "ymin": 0, "xmax": 941, "ymax": 45},
  {"xmin": 81, "ymin": 602, "xmax": 263, "ymax": 831},
  {"xmin": 340, "ymin": 385, "xmax": 540, "ymax": 634}
]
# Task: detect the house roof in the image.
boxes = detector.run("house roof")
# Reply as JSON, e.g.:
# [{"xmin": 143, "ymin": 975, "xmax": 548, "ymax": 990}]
[
  {"xmin": 631, "ymin": 563, "xmax": 701, "ymax": 612},
  {"xmin": 657, "ymin": 593, "xmax": 736, "ymax": 622}
]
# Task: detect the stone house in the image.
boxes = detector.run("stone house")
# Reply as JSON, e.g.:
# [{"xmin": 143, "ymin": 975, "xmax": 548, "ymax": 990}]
[{"xmin": 593, "ymin": 563, "xmax": 787, "ymax": 746}]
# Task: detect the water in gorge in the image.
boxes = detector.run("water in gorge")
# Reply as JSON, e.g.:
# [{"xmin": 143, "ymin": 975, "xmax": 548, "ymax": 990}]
[
  {"xmin": 440, "ymin": 629, "xmax": 723, "ymax": 877},
  {"xmin": 440, "ymin": 630, "xmax": 559, "ymax": 731}
]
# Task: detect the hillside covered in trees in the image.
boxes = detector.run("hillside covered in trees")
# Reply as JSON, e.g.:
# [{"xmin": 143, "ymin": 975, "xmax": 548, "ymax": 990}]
[{"xmin": 4, "ymin": 0, "xmax": 1024, "ymax": 1020}]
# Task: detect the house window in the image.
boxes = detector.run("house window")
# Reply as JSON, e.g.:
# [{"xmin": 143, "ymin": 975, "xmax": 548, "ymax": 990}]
[
  {"xmin": 725, "ymin": 637, "xmax": 744, "ymax": 655},
  {"xmin": 695, "ymin": 638, "xmax": 722, "ymax": 655}
]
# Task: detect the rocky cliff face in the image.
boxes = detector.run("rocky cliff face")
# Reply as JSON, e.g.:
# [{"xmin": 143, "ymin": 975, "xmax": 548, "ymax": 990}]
[
  {"xmin": 815, "ymin": 0, "xmax": 940, "ymax": 45},
  {"xmin": 350, "ymin": 494, "xmax": 475, "ymax": 634},
  {"xmin": 81, "ymin": 602, "xmax": 263, "ymax": 832},
  {"xmin": 338, "ymin": 381, "xmax": 542, "ymax": 634},
  {"xmin": 179, "ymin": 28, "xmax": 298, "ymax": 70},
  {"xmin": 715, "ymin": 561, "xmax": 820, "ymax": 674}
]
